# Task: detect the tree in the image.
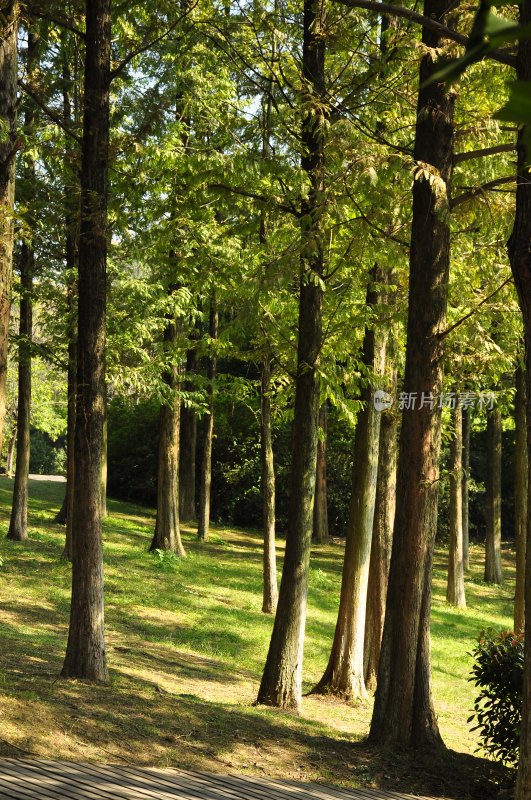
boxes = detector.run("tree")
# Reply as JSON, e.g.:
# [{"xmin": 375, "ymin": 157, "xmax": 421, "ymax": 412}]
[
  {"xmin": 446, "ymin": 400, "xmax": 466, "ymax": 608},
  {"xmin": 313, "ymin": 272, "xmax": 387, "ymax": 700},
  {"xmin": 509, "ymin": 2, "xmax": 531, "ymax": 792},
  {"xmin": 364, "ymin": 357, "xmax": 398, "ymax": 690},
  {"xmin": 197, "ymin": 298, "xmax": 218, "ymax": 541},
  {"xmin": 0, "ymin": 1, "xmax": 19, "ymax": 457},
  {"xmin": 256, "ymin": 0, "xmax": 326, "ymax": 709},
  {"xmin": 61, "ymin": 0, "xmax": 111, "ymax": 682},
  {"xmin": 313, "ymin": 404, "xmax": 329, "ymax": 544},
  {"xmin": 7, "ymin": 27, "xmax": 39, "ymax": 543},
  {"xmin": 484, "ymin": 406, "xmax": 503, "ymax": 585},
  {"xmin": 369, "ymin": 0, "xmax": 455, "ymax": 747},
  {"xmin": 462, "ymin": 405, "xmax": 471, "ymax": 571},
  {"xmin": 179, "ymin": 343, "xmax": 198, "ymax": 522},
  {"xmin": 515, "ymin": 361, "xmax": 527, "ymax": 632},
  {"xmin": 54, "ymin": 28, "xmax": 80, "ymax": 556},
  {"xmin": 260, "ymin": 350, "xmax": 277, "ymax": 613},
  {"xmin": 150, "ymin": 300, "xmax": 186, "ymax": 556}
]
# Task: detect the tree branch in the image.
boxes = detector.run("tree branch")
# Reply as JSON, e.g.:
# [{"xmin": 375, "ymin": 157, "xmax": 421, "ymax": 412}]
[
  {"xmin": 19, "ymin": 80, "xmax": 82, "ymax": 145},
  {"xmin": 210, "ymin": 183, "xmax": 298, "ymax": 216},
  {"xmin": 110, "ymin": 6, "xmax": 196, "ymax": 81},
  {"xmin": 453, "ymin": 143, "xmax": 515, "ymax": 164},
  {"xmin": 451, "ymin": 175, "xmax": 516, "ymax": 208},
  {"xmin": 333, "ymin": 0, "xmax": 516, "ymax": 68},
  {"xmin": 440, "ymin": 276, "xmax": 514, "ymax": 340},
  {"xmin": 30, "ymin": 9, "xmax": 85, "ymax": 39}
]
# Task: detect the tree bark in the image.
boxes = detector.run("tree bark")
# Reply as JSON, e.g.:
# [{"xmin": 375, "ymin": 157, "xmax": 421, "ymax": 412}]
[
  {"xmin": 509, "ymin": 6, "xmax": 531, "ymax": 794},
  {"xmin": 6, "ymin": 28, "xmax": 38, "ymax": 543},
  {"xmin": 259, "ymin": 27, "xmax": 278, "ymax": 613},
  {"xmin": 515, "ymin": 362, "xmax": 527, "ymax": 632},
  {"xmin": 100, "ymin": 393, "xmax": 108, "ymax": 518},
  {"xmin": 61, "ymin": 0, "xmax": 111, "ymax": 683},
  {"xmin": 484, "ymin": 407, "xmax": 503, "ymax": 585},
  {"xmin": 364, "ymin": 364, "xmax": 398, "ymax": 691},
  {"xmin": 446, "ymin": 401, "xmax": 466, "ymax": 607},
  {"xmin": 7, "ymin": 247, "xmax": 32, "ymax": 543},
  {"xmin": 313, "ymin": 404, "xmax": 329, "ymax": 544},
  {"xmin": 150, "ymin": 313, "xmax": 186, "ymax": 556},
  {"xmin": 0, "ymin": 1, "xmax": 18, "ymax": 458},
  {"xmin": 56, "ymin": 34, "xmax": 79, "ymax": 550},
  {"xmin": 462, "ymin": 405, "xmax": 470, "ymax": 571},
  {"xmin": 5, "ymin": 428, "xmax": 15, "ymax": 478},
  {"xmin": 313, "ymin": 274, "xmax": 387, "ymax": 701},
  {"xmin": 261, "ymin": 351, "xmax": 278, "ymax": 614},
  {"xmin": 62, "ymin": 312, "xmax": 76, "ymax": 561},
  {"xmin": 179, "ymin": 344, "xmax": 197, "ymax": 522},
  {"xmin": 197, "ymin": 299, "xmax": 218, "ymax": 541},
  {"xmin": 256, "ymin": 0, "xmax": 325, "ymax": 710},
  {"xmin": 369, "ymin": 0, "xmax": 454, "ymax": 748}
]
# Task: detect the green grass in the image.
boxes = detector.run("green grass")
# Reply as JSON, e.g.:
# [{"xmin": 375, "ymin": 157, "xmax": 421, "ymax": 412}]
[{"xmin": 0, "ymin": 476, "xmax": 515, "ymax": 798}]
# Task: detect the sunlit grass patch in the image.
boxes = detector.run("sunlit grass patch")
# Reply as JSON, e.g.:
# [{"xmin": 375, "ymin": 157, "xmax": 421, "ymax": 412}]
[{"xmin": 0, "ymin": 476, "xmax": 514, "ymax": 796}]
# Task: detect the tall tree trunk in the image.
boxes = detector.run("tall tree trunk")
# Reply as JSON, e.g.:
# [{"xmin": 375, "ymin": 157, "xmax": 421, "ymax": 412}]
[
  {"xmin": 509, "ymin": 6, "xmax": 531, "ymax": 795},
  {"xmin": 515, "ymin": 362, "xmax": 527, "ymax": 632},
  {"xmin": 313, "ymin": 274, "xmax": 387, "ymax": 701},
  {"xmin": 5, "ymin": 427, "xmax": 15, "ymax": 478},
  {"xmin": 62, "ymin": 311, "xmax": 77, "ymax": 561},
  {"xmin": 256, "ymin": 0, "xmax": 325, "ymax": 710},
  {"xmin": 7, "ymin": 248, "xmax": 32, "ymax": 543},
  {"xmin": 197, "ymin": 299, "xmax": 218, "ymax": 541},
  {"xmin": 484, "ymin": 407, "xmax": 503, "ymax": 585},
  {"xmin": 61, "ymin": 0, "xmax": 111, "ymax": 683},
  {"xmin": 462, "ymin": 405, "xmax": 470, "ymax": 571},
  {"xmin": 179, "ymin": 345, "xmax": 197, "ymax": 522},
  {"xmin": 100, "ymin": 392, "xmax": 108, "ymax": 517},
  {"xmin": 261, "ymin": 351, "xmax": 277, "ymax": 614},
  {"xmin": 364, "ymin": 364, "xmax": 398, "ymax": 691},
  {"xmin": 7, "ymin": 28, "xmax": 38, "ymax": 543},
  {"xmin": 369, "ymin": 0, "xmax": 454, "ymax": 748},
  {"xmin": 446, "ymin": 400, "xmax": 466, "ymax": 607},
  {"xmin": 0, "ymin": 1, "xmax": 18, "ymax": 457},
  {"xmin": 313, "ymin": 404, "xmax": 329, "ymax": 544},
  {"xmin": 150, "ymin": 312, "xmax": 186, "ymax": 556},
  {"xmin": 259, "ymin": 28, "xmax": 278, "ymax": 613},
  {"xmin": 56, "ymin": 34, "xmax": 79, "ymax": 545}
]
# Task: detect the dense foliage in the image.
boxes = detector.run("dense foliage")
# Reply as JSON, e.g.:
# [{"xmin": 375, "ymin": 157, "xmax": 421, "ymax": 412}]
[{"xmin": 469, "ymin": 629, "xmax": 524, "ymax": 766}]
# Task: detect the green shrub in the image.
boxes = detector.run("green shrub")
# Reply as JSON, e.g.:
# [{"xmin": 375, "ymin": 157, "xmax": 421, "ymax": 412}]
[
  {"xmin": 107, "ymin": 397, "xmax": 159, "ymax": 504},
  {"xmin": 469, "ymin": 629, "xmax": 523, "ymax": 766},
  {"xmin": 29, "ymin": 429, "xmax": 66, "ymax": 475}
]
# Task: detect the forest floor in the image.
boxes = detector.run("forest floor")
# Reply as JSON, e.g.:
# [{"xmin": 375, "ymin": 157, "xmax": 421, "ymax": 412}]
[{"xmin": 0, "ymin": 477, "xmax": 514, "ymax": 799}]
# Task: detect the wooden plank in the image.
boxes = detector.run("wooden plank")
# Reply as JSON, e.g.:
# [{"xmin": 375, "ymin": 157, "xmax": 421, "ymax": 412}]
[
  {"xmin": 199, "ymin": 771, "xmax": 353, "ymax": 800},
  {"xmin": 187, "ymin": 770, "xmax": 310, "ymax": 800},
  {"xmin": 0, "ymin": 759, "xmax": 448, "ymax": 800},
  {"xmin": 23, "ymin": 760, "xmax": 187, "ymax": 800},
  {"xmin": 34, "ymin": 759, "xmax": 242, "ymax": 800},
  {"xmin": 29, "ymin": 759, "xmax": 266, "ymax": 800},
  {"xmin": 27, "ymin": 759, "xmax": 184, "ymax": 800},
  {"xmin": 0, "ymin": 761, "xmax": 95, "ymax": 800},
  {"xmin": 116, "ymin": 767, "xmax": 266, "ymax": 800},
  {"xmin": 212, "ymin": 772, "xmax": 368, "ymax": 800}
]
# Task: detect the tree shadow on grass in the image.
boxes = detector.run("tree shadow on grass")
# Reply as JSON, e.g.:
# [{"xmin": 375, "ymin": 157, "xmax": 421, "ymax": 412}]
[
  {"xmin": 353, "ymin": 742, "xmax": 512, "ymax": 800},
  {"xmin": 0, "ymin": 656, "xmax": 513, "ymax": 800}
]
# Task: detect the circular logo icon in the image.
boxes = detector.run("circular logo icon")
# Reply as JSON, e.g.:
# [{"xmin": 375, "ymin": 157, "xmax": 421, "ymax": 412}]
[{"xmin": 373, "ymin": 390, "xmax": 393, "ymax": 412}]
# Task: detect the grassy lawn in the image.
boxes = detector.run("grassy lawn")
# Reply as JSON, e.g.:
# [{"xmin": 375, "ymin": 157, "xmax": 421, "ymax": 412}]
[{"xmin": 0, "ymin": 477, "xmax": 515, "ymax": 798}]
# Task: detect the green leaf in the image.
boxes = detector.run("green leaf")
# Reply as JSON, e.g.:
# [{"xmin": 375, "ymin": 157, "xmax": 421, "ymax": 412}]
[{"xmin": 494, "ymin": 81, "xmax": 531, "ymax": 123}]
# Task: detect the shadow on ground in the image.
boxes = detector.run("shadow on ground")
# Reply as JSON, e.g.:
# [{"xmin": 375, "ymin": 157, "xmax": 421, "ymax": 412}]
[{"xmin": 0, "ymin": 477, "xmax": 514, "ymax": 800}]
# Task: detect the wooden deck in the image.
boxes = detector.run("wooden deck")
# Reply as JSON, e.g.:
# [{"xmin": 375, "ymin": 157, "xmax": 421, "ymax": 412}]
[{"xmin": 0, "ymin": 758, "xmax": 447, "ymax": 800}]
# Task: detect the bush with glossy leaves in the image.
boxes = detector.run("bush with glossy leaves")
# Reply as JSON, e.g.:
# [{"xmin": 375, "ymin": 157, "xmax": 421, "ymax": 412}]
[{"xmin": 469, "ymin": 629, "xmax": 524, "ymax": 767}]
